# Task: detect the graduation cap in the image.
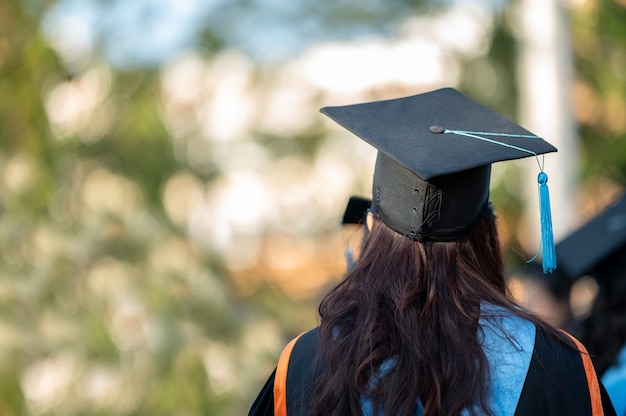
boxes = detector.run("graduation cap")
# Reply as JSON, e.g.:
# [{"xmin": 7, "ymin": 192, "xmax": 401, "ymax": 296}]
[
  {"xmin": 322, "ymin": 88, "xmax": 558, "ymax": 272},
  {"xmin": 341, "ymin": 196, "xmax": 372, "ymax": 225},
  {"xmin": 556, "ymin": 193, "xmax": 626, "ymax": 282},
  {"xmin": 341, "ymin": 196, "xmax": 372, "ymax": 270}
]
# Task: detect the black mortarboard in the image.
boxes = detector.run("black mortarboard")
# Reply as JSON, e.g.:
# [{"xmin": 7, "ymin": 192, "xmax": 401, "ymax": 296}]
[
  {"xmin": 322, "ymin": 88, "xmax": 558, "ymax": 269},
  {"xmin": 556, "ymin": 193, "xmax": 626, "ymax": 281},
  {"xmin": 341, "ymin": 196, "xmax": 372, "ymax": 271},
  {"xmin": 341, "ymin": 196, "xmax": 372, "ymax": 225}
]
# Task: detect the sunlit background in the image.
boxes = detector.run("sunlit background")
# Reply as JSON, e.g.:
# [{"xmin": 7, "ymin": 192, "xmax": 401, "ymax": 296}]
[{"xmin": 1, "ymin": 0, "xmax": 626, "ymax": 414}]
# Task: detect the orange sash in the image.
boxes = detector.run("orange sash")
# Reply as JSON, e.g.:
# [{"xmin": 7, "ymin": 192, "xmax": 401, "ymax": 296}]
[
  {"xmin": 562, "ymin": 331, "xmax": 604, "ymax": 416},
  {"xmin": 273, "ymin": 333, "xmax": 305, "ymax": 416}
]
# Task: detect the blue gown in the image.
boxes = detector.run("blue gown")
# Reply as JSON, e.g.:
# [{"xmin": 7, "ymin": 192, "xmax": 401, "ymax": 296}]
[{"xmin": 602, "ymin": 344, "xmax": 626, "ymax": 416}]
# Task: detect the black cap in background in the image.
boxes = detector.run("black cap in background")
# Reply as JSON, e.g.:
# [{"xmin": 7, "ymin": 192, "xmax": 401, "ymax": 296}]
[
  {"xmin": 341, "ymin": 196, "xmax": 371, "ymax": 225},
  {"xmin": 556, "ymin": 194, "xmax": 626, "ymax": 281}
]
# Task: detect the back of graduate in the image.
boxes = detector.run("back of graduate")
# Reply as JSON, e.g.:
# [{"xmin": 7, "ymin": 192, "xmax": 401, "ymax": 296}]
[
  {"xmin": 556, "ymin": 194, "xmax": 626, "ymax": 416},
  {"xmin": 249, "ymin": 88, "xmax": 617, "ymax": 416}
]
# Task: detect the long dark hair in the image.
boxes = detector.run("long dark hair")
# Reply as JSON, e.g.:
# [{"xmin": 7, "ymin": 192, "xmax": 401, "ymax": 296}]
[{"xmin": 309, "ymin": 205, "xmax": 564, "ymax": 416}]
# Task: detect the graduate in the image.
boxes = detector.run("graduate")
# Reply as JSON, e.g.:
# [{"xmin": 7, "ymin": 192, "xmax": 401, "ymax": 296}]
[
  {"xmin": 556, "ymin": 194, "xmax": 626, "ymax": 416},
  {"xmin": 249, "ymin": 88, "xmax": 616, "ymax": 416}
]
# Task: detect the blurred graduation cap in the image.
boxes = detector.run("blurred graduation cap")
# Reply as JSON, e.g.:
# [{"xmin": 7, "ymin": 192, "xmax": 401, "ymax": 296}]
[
  {"xmin": 341, "ymin": 196, "xmax": 371, "ymax": 225},
  {"xmin": 556, "ymin": 193, "xmax": 626, "ymax": 282},
  {"xmin": 322, "ymin": 88, "xmax": 558, "ymax": 271},
  {"xmin": 341, "ymin": 196, "xmax": 372, "ymax": 270}
]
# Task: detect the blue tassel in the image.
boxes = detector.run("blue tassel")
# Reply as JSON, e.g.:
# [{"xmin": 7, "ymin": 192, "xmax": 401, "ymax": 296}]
[{"xmin": 538, "ymin": 172, "xmax": 556, "ymax": 273}]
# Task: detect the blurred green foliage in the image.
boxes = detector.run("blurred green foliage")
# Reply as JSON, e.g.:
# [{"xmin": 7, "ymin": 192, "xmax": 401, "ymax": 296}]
[
  {"xmin": 0, "ymin": 1, "xmax": 311, "ymax": 415},
  {"xmin": 1, "ymin": 0, "xmax": 626, "ymax": 415},
  {"xmin": 571, "ymin": 0, "xmax": 626, "ymax": 183}
]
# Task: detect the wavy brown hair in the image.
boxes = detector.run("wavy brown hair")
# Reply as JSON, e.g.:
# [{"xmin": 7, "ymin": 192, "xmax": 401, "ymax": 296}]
[{"xmin": 309, "ymin": 205, "xmax": 563, "ymax": 416}]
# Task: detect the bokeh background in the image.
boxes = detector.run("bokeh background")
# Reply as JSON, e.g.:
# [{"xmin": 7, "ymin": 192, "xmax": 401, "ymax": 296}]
[{"xmin": 1, "ymin": 0, "xmax": 626, "ymax": 414}]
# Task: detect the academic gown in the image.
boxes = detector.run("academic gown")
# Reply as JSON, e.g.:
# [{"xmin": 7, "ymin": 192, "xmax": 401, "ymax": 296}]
[{"xmin": 249, "ymin": 305, "xmax": 617, "ymax": 416}]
